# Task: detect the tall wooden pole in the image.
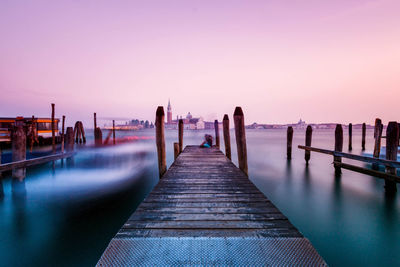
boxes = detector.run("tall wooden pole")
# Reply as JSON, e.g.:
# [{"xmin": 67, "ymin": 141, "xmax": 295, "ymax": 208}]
[
  {"xmin": 362, "ymin": 123, "xmax": 366, "ymax": 150},
  {"xmin": 214, "ymin": 120, "xmax": 220, "ymax": 149},
  {"xmin": 304, "ymin": 126, "xmax": 312, "ymax": 164},
  {"xmin": 178, "ymin": 119, "xmax": 183, "ymax": 153},
  {"xmin": 223, "ymin": 114, "xmax": 231, "ymax": 160},
  {"xmin": 287, "ymin": 126, "xmax": 293, "ymax": 160},
  {"xmin": 348, "ymin": 123, "xmax": 352, "ymax": 151},
  {"xmin": 61, "ymin": 115, "xmax": 65, "ymax": 153},
  {"xmin": 30, "ymin": 115, "xmax": 35, "ymax": 152},
  {"xmin": 174, "ymin": 142, "xmax": 179, "ymax": 160},
  {"xmin": 385, "ymin": 121, "xmax": 398, "ymax": 193},
  {"xmin": 334, "ymin": 124, "xmax": 343, "ymax": 175},
  {"xmin": 112, "ymin": 120, "xmax": 116, "ymax": 145},
  {"xmin": 156, "ymin": 106, "xmax": 166, "ymax": 178},
  {"xmin": 373, "ymin": 118, "xmax": 382, "ymax": 169},
  {"xmin": 234, "ymin": 107, "xmax": 248, "ymax": 176},
  {"xmin": 94, "ymin": 112, "xmax": 97, "ymax": 135},
  {"xmin": 51, "ymin": 103, "xmax": 56, "ymax": 153}
]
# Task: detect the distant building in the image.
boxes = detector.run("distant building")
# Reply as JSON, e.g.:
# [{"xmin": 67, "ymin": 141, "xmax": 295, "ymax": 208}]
[{"xmin": 167, "ymin": 99, "xmax": 172, "ymax": 124}]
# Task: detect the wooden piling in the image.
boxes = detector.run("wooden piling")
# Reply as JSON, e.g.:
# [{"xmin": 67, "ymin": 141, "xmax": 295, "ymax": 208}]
[
  {"xmin": 287, "ymin": 126, "xmax": 293, "ymax": 160},
  {"xmin": 214, "ymin": 120, "xmax": 220, "ymax": 149},
  {"xmin": 155, "ymin": 106, "xmax": 166, "ymax": 178},
  {"xmin": 233, "ymin": 107, "xmax": 248, "ymax": 176},
  {"xmin": 178, "ymin": 119, "xmax": 183, "ymax": 153},
  {"xmin": 30, "ymin": 115, "xmax": 35, "ymax": 152},
  {"xmin": 222, "ymin": 114, "xmax": 231, "ymax": 160},
  {"xmin": 373, "ymin": 118, "xmax": 382, "ymax": 158},
  {"xmin": 65, "ymin": 127, "xmax": 74, "ymax": 151},
  {"xmin": 80, "ymin": 121, "xmax": 86, "ymax": 143},
  {"xmin": 94, "ymin": 112, "xmax": 97, "ymax": 135},
  {"xmin": 334, "ymin": 124, "xmax": 343, "ymax": 174},
  {"xmin": 362, "ymin": 123, "xmax": 366, "ymax": 150},
  {"xmin": 61, "ymin": 115, "xmax": 65, "ymax": 153},
  {"xmin": 51, "ymin": 103, "xmax": 56, "ymax": 153},
  {"xmin": 112, "ymin": 120, "xmax": 116, "ymax": 145},
  {"xmin": 348, "ymin": 123, "xmax": 352, "ymax": 151},
  {"xmin": 11, "ymin": 119, "xmax": 26, "ymax": 181},
  {"xmin": 304, "ymin": 126, "xmax": 312, "ymax": 164},
  {"xmin": 385, "ymin": 121, "xmax": 398, "ymax": 193},
  {"xmin": 174, "ymin": 142, "xmax": 179, "ymax": 160},
  {"xmin": 95, "ymin": 127, "xmax": 103, "ymax": 147}
]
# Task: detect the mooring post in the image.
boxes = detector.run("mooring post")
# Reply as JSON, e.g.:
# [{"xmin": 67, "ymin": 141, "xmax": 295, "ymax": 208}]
[
  {"xmin": 94, "ymin": 112, "xmax": 97, "ymax": 136},
  {"xmin": 29, "ymin": 115, "xmax": 35, "ymax": 152},
  {"xmin": 287, "ymin": 126, "xmax": 293, "ymax": 160},
  {"xmin": 178, "ymin": 119, "xmax": 183, "ymax": 153},
  {"xmin": 174, "ymin": 142, "xmax": 179, "ymax": 160},
  {"xmin": 80, "ymin": 121, "xmax": 86, "ymax": 143},
  {"xmin": 385, "ymin": 122, "xmax": 398, "ymax": 193},
  {"xmin": 223, "ymin": 114, "xmax": 231, "ymax": 160},
  {"xmin": 373, "ymin": 118, "xmax": 382, "ymax": 169},
  {"xmin": 51, "ymin": 103, "xmax": 56, "ymax": 153},
  {"xmin": 304, "ymin": 126, "xmax": 312, "ymax": 164},
  {"xmin": 156, "ymin": 106, "xmax": 166, "ymax": 178},
  {"xmin": 234, "ymin": 107, "xmax": 248, "ymax": 176},
  {"xmin": 65, "ymin": 127, "xmax": 74, "ymax": 151},
  {"xmin": 112, "ymin": 120, "xmax": 116, "ymax": 145},
  {"xmin": 214, "ymin": 120, "xmax": 220, "ymax": 148},
  {"xmin": 61, "ymin": 115, "xmax": 65, "ymax": 153},
  {"xmin": 362, "ymin": 123, "xmax": 366, "ymax": 150},
  {"xmin": 348, "ymin": 123, "xmax": 352, "ymax": 151},
  {"xmin": 334, "ymin": 124, "xmax": 343, "ymax": 175},
  {"xmin": 94, "ymin": 127, "xmax": 103, "ymax": 147},
  {"xmin": 12, "ymin": 118, "xmax": 26, "ymax": 181}
]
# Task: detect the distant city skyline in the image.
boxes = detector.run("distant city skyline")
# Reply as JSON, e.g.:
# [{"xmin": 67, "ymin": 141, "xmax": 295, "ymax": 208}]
[{"xmin": 1, "ymin": 1, "xmax": 399, "ymax": 127}]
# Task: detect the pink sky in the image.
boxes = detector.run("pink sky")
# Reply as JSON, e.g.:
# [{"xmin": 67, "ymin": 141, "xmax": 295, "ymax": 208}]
[{"xmin": 1, "ymin": 0, "xmax": 399, "ymax": 127}]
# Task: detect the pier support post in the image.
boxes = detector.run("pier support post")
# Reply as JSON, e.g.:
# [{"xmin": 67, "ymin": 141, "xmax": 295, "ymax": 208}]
[
  {"xmin": 51, "ymin": 103, "xmax": 56, "ymax": 153},
  {"xmin": 94, "ymin": 127, "xmax": 103, "ymax": 147},
  {"xmin": 65, "ymin": 127, "xmax": 74, "ymax": 151},
  {"xmin": 348, "ymin": 123, "xmax": 352, "ymax": 151},
  {"xmin": 304, "ymin": 126, "xmax": 312, "ymax": 164},
  {"xmin": 362, "ymin": 123, "xmax": 366, "ymax": 150},
  {"xmin": 94, "ymin": 113, "xmax": 97, "ymax": 136},
  {"xmin": 287, "ymin": 126, "xmax": 293, "ymax": 160},
  {"xmin": 156, "ymin": 106, "xmax": 166, "ymax": 178},
  {"xmin": 373, "ymin": 118, "xmax": 383, "ymax": 169},
  {"xmin": 179, "ymin": 119, "xmax": 183, "ymax": 153},
  {"xmin": 334, "ymin": 124, "xmax": 343, "ymax": 175},
  {"xmin": 214, "ymin": 120, "xmax": 220, "ymax": 149},
  {"xmin": 385, "ymin": 122, "xmax": 398, "ymax": 194},
  {"xmin": 80, "ymin": 122, "xmax": 86, "ymax": 143},
  {"xmin": 112, "ymin": 120, "xmax": 116, "ymax": 145},
  {"xmin": 174, "ymin": 142, "xmax": 179, "ymax": 160},
  {"xmin": 61, "ymin": 115, "xmax": 65, "ymax": 153},
  {"xmin": 223, "ymin": 114, "xmax": 231, "ymax": 160},
  {"xmin": 234, "ymin": 107, "xmax": 248, "ymax": 176}
]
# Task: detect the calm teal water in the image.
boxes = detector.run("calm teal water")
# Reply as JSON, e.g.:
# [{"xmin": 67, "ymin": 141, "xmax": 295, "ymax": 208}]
[{"xmin": 1, "ymin": 128, "xmax": 399, "ymax": 266}]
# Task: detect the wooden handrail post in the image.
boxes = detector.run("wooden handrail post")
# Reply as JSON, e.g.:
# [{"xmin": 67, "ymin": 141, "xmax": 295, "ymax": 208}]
[
  {"xmin": 287, "ymin": 126, "xmax": 293, "ymax": 160},
  {"xmin": 51, "ymin": 103, "xmax": 56, "ymax": 153},
  {"xmin": 223, "ymin": 114, "xmax": 231, "ymax": 160},
  {"xmin": 156, "ymin": 106, "xmax": 166, "ymax": 178},
  {"xmin": 334, "ymin": 124, "xmax": 343, "ymax": 175},
  {"xmin": 385, "ymin": 121, "xmax": 398, "ymax": 193},
  {"xmin": 214, "ymin": 120, "xmax": 220, "ymax": 149},
  {"xmin": 362, "ymin": 123, "xmax": 366, "ymax": 150},
  {"xmin": 373, "ymin": 118, "xmax": 382, "ymax": 169},
  {"xmin": 112, "ymin": 120, "xmax": 116, "ymax": 145},
  {"xmin": 174, "ymin": 142, "xmax": 179, "ymax": 160},
  {"xmin": 348, "ymin": 123, "xmax": 352, "ymax": 151},
  {"xmin": 178, "ymin": 119, "xmax": 183, "ymax": 153},
  {"xmin": 304, "ymin": 126, "xmax": 312, "ymax": 164},
  {"xmin": 11, "ymin": 118, "xmax": 26, "ymax": 181},
  {"xmin": 234, "ymin": 107, "xmax": 248, "ymax": 176},
  {"xmin": 61, "ymin": 115, "xmax": 65, "ymax": 153},
  {"xmin": 65, "ymin": 127, "xmax": 74, "ymax": 151},
  {"xmin": 94, "ymin": 127, "xmax": 103, "ymax": 147}
]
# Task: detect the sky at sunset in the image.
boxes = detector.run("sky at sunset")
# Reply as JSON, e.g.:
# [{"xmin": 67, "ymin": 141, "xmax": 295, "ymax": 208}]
[{"xmin": 1, "ymin": 0, "xmax": 399, "ymax": 127}]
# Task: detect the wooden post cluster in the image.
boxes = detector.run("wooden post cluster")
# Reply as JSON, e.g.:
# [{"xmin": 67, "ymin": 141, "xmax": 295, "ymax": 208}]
[
  {"xmin": 65, "ymin": 127, "xmax": 74, "ymax": 151},
  {"xmin": 234, "ymin": 107, "xmax": 248, "ymax": 176},
  {"xmin": 51, "ymin": 103, "xmax": 56, "ymax": 153},
  {"xmin": 178, "ymin": 119, "xmax": 183, "ymax": 153},
  {"xmin": 287, "ymin": 126, "xmax": 293, "ymax": 160},
  {"xmin": 214, "ymin": 120, "xmax": 220, "ymax": 149},
  {"xmin": 373, "ymin": 118, "xmax": 383, "ymax": 169},
  {"xmin": 94, "ymin": 127, "xmax": 103, "ymax": 147},
  {"xmin": 362, "ymin": 123, "xmax": 366, "ymax": 150},
  {"xmin": 12, "ymin": 118, "xmax": 26, "ymax": 181},
  {"xmin": 304, "ymin": 126, "xmax": 312, "ymax": 164},
  {"xmin": 112, "ymin": 120, "xmax": 116, "ymax": 145},
  {"xmin": 334, "ymin": 124, "xmax": 343, "ymax": 175},
  {"xmin": 174, "ymin": 142, "xmax": 179, "ymax": 160},
  {"xmin": 223, "ymin": 114, "xmax": 231, "ymax": 160},
  {"xmin": 385, "ymin": 122, "xmax": 398, "ymax": 193},
  {"xmin": 74, "ymin": 121, "xmax": 86, "ymax": 144},
  {"xmin": 155, "ymin": 106, "xmax": 166, "ymax": 178},
  {"xmin": 348, "ymin": 123, "xmax": 352, "ymax": 151}
]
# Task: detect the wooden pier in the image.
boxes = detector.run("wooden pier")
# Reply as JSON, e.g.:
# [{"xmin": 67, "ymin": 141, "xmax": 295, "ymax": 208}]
[{"xmin": 97, "ymin": 146, "xmax": 325, "ymax": 266}]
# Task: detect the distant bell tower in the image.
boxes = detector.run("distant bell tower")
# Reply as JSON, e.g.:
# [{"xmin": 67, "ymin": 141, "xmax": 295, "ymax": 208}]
[{"xmin": 167, "ymin": 99, "xmax": 172, "ymax": 124}]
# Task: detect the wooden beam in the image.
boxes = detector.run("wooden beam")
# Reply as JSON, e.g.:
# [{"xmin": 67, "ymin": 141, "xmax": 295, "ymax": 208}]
[{"xmin": 333, "ymin": 161, "xmax": 400, "ymax": 183}]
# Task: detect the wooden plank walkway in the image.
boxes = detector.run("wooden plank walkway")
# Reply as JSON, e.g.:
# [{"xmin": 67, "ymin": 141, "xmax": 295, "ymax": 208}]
[{"xmin": 97, "ymin": 146, "xmax": 325, "ymax": 266}]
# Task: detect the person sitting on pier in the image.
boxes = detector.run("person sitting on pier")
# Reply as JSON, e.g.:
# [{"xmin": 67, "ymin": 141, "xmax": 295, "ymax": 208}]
[{"xmin": 200, "ymin": 134, "xmax": 213, "ymax": 148}]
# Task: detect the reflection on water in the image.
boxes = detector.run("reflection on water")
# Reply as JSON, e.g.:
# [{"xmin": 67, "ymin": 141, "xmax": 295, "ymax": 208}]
[{"xmin": 0, "ymin": 128, "xmax": 399, "ymax": 266}]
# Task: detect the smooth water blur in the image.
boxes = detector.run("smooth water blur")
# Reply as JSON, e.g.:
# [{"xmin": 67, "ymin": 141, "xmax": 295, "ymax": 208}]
[{"xmin": 1, "ymin": 128, "xmax": 399, "ymax": 266}]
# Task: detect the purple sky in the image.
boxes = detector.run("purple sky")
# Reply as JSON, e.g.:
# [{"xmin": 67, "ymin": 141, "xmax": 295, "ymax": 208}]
[{"xmin": 1, "ymin": 0, "xmax": 399, "ymax": 127}]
